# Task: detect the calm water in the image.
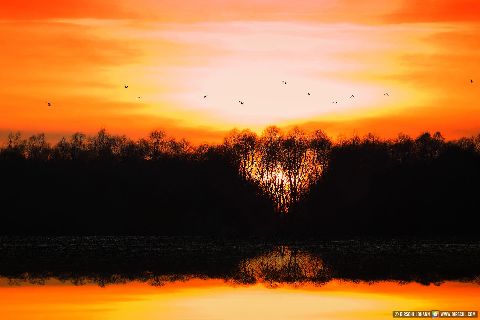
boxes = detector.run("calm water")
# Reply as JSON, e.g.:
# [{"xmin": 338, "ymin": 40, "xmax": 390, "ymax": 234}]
[
  {"xmin": 0, "ymin": 237, "xmax": 479, "ymax": 319},
  {"xmin": 1, "ymin": 279, "xmax": 479, "ymax": 320}
]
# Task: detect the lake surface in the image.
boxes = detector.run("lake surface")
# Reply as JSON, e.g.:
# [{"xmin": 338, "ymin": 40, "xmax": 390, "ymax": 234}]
[
  {"xmin": 0, "ymin": 237, "xmax": 479, "ymax": 319},
  {"xmin": 1, "ymin": 279, "xmax": 479, "ymax": 320}
]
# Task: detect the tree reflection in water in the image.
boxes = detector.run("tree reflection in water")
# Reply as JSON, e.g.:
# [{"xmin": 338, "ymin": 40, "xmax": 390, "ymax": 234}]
[
  {"xmin": 1, "ymin": 238, "xmax": 480, "ymax": 287},
  {"xmin": 235, "ymin": 246, "xmax": 331, "ymax": 286}
]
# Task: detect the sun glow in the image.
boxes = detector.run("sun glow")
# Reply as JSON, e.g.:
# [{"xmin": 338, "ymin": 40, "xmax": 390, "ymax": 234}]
[
  {"xmin": 1, "ymin": 1, "xmax": 480, "ymax": 142},
  {"xmin": 228, "ymin": 128, "xmax": 327, "ymax": 212}
]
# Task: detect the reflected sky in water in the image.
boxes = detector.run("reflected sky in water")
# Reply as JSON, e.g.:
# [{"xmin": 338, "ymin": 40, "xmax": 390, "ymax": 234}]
[
  {"xmin": 1, "ymin": 279, "xmax": 479, "ymax": 320},
  {"xmin": 1, "ymin": 239, "xmax": 479, "ymax": 319}
]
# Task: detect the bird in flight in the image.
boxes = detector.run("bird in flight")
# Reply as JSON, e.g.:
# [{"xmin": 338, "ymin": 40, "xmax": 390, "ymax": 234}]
[
  {"xmin": 350, "ymin": 95, "xmax": 355, "ymax": 98},
  {"xmin": 384, "ymin": 93, "xmax": 389, "ymax": 96},
  {"xmin": 307, "ymin": 92, "xmax": 311, "ymax": 96},
  {"xmin": 124, "ymin": 85, "xmax": 129, "ymax": 89},
  {"xmin": 282, "ymin": 81, "xmax": 287, "ymax": 85},
  {"xmin": 137, "ymin": 96, "xmax": 142, "ymax": 99},
  {"xmin": 47, "ymin": 101, "xmax": 52, "ymax": 107},
  {"xmin": 471, "ymin": 79, "xmax": 474, "ymax": 84},
  {"xmin": 332, "ymin": 101, "xmax": 338, "ymax": 104},
  {"xmin": 204, "ymin": 95, "xmax": 207, "ymax": 98},
  {"xmin": 239, "ymin": 100, "xmax": 244, "ymax": 105}
]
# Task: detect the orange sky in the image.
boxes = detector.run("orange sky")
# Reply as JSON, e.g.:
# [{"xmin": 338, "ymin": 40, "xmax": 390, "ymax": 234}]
[
  {"xmin": 1, "ymin": 1, "xmax": 479, "ymax": 143},
  {"xmin": 1, "ymin": 279, "xmax": 479, "ymax": 320}
]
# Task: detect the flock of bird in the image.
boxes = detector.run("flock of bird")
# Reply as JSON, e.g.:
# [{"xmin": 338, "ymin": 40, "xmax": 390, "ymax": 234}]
[
  {"xmin": 45, "ymin": 79, "xmax": 476, "ymax": 108},
  {"xmin": 200, "ymin": 79, "xmax": 393, "ymax": 106}
]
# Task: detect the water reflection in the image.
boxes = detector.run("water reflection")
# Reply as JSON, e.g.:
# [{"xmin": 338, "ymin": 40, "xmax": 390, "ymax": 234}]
[
  {"xmin": 235, "ymin": 246, "xmax": 332, "ymax": 285},
  {"xmin": 1, "ymin": 238, "xmax": 480, "ymax": 319},
  {"xmin": 1, "ymin": 279, "xmax": 479, "ymax": 320},
  {"xmin": 1, "ymin": 237, "xmax": 480, "ymax": 286}
]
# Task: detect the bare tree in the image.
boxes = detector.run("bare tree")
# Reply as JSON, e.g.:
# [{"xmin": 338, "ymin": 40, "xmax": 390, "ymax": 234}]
[{"xmin": 26, "ymin": 133, "xmax": 50, "ymax": 161}]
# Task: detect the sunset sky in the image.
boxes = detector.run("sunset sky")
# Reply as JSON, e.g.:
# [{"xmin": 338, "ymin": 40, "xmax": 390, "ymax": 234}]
[{"xmin": 1, "ymin": 1, "xmax": 479, "ymax": 143}]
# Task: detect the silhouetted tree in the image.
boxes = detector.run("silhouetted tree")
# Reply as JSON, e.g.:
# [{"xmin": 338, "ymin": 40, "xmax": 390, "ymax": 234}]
[
  {"xmin": 1, "ymin": 132, "xmax": 26, "ymax": 160},
  {"xmin": 414, "ymin": 131, "xmax": 445, "ymax": 161},
  {"xmin": 146, "ymin": 130, "xmax": 167, "ymax": 160},
  {"xmin": 25, "ymin": 133, "xmax": 50, "ymax": 161},
  {"xmin": 1, "ymin": 128, "xmax": 480, "ymax": 237},
  {"xmin": 224, "ymin": 129, "xmax": 258, "ymax": 180},
  {"xmin": 310, "ymin": 129, "xmax": 332, "ymax": 173}
]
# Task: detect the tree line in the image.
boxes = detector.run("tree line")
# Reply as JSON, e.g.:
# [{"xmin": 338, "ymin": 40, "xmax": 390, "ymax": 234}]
[{"xmin": 1, "ymin": 128, "xmax": 479, "ymax": 237}]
